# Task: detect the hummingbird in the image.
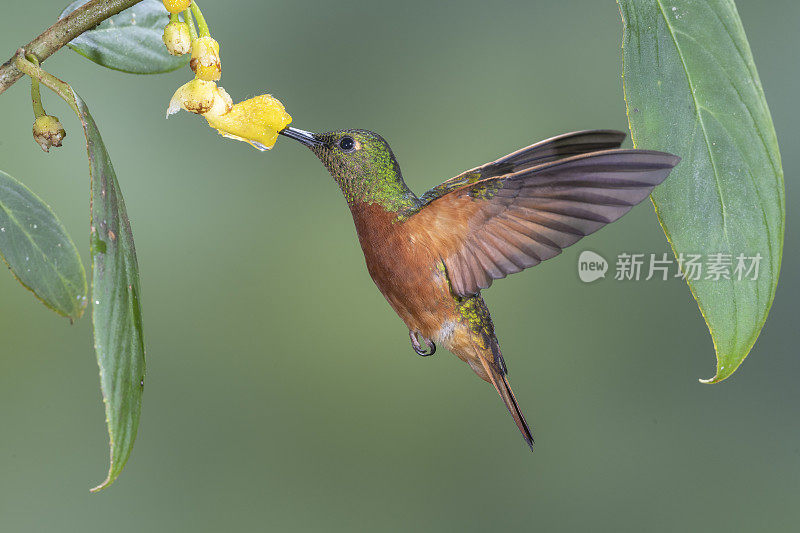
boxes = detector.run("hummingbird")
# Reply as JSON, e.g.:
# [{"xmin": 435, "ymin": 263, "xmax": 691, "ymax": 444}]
[{"xmin": 279, "ymin": 126, "xmax": 679, "ymax": 449}]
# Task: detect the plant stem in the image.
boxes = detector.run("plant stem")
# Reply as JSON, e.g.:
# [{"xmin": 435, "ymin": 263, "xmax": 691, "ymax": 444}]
[
  {"xmin": 0, "ymin": 0, "xmax": 144, "ymax": 95},
  {"xmin": 27, "ymin": 55, "xmax": 46, "ymax": 118},
  {"xmin": 190, "ymin": 2, "xmax": 211, "ymax": 38},
  {"xmin": 184, "ymin": 8, "xmax": 198, "ymax": 41},
  {"xmin": 15, "ymin": 52, "xmax": 78, "ymax": 116}
]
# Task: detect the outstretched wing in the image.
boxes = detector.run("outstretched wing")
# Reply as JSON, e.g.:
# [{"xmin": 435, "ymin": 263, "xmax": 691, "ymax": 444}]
[
  {"xmin": 416, "ymin": 129, "xmax": 627, "ymax": 206},
  {"xmin": 408, "ymin": 144, "xmax": 680, "ymax": 297}
]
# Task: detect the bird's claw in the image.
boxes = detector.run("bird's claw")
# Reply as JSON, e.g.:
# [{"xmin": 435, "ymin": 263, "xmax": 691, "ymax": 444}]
[{"xmin": 409, "ymin": 330, "xmax": 436, "ymax": 357}]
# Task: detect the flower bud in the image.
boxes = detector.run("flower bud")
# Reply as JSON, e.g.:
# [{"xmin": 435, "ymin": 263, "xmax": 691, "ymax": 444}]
[
  {"xmin": 167, "ymin": 79, "xmax": 232, "ymax": 117},
  {"xmin": 190, "ymin": 36, "xmax": 221, "ymax": 81},
  {"xmin": 162, "ymin": 21, "xmax": 191, "ymax": 56},
  {"xmin": 162, "ymin": 0, "xmax": 192, "ymax": 14},
  {"xmin": 205, "ymin": 86, "xmax": 233, "ymax": 117},
  {"xmin": 204, "ymin": 94, "xmax": 292, "ymax": 150},
  {"xmin": 32, "ymin": 115, "xmax": 66, "ymax": 152}
]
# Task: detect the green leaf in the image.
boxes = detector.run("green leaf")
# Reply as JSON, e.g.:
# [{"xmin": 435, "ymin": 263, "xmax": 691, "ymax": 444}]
[
  {"xmin": 618, "ymin": 0, "xmax": 784, "ymax": 382},
  {"xmin": 60, "ymin": 0, "xmax": 188, "ymax": 74},
  {"xmin": 0, "ymin": 170, "xmax": 87, "ymax": 319},
  {"xmin": 68, "ymin": 92, "xmax": 146, "ymax": 491}
]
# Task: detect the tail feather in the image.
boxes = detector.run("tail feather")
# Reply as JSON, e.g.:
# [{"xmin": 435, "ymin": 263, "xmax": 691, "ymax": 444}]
[{"xmin": 479, "ymin": 356, "xmax": 534, "ymax": 450}]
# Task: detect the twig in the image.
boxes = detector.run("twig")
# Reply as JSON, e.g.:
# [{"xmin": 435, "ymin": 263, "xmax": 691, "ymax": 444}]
[{"xmin": 0, "ymin": 0, "xmax": 144, "ymax": 95}]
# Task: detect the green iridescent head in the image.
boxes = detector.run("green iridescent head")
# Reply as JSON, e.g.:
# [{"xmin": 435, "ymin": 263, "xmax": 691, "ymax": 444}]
[{"xmin": 279, "ymin": 127, "xmax": 417, "ymax": 209}]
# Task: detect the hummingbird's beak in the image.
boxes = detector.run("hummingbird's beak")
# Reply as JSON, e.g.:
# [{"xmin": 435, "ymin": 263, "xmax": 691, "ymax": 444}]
[{"xmin": 279, "ymin": 126, "xmax": 322, "ymax": 147}]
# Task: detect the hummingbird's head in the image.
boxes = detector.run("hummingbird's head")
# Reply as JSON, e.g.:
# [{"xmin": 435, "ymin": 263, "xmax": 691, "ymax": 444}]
[{"xmin": 279, "ymin": 127, "xmax": 412, "ymax": 206}]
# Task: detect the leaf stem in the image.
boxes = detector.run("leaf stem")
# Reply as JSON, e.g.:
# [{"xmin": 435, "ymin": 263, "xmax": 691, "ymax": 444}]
[
  {"xmin": 190, "ymin": 2, "xmax": 211, "ymax": 38},
  {"xmin": 14, "ymin": 52, "xmax": 78, "ymax": 116},
  {"xmin": 0, "ymin": 0, "xmax": 144, "ymax": 95}
]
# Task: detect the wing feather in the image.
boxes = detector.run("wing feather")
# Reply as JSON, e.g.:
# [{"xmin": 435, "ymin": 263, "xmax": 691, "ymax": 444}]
[
  {"xmin": 416, "ymin": 130, "xmax": 627, "ymax": 206},
  {"xmin": 471, "ymin": 245, "xmax": 505, "ymax": 281},
  {"xmin": 408, "ymin": 148, "xmax": 680, "ymax": 296}
]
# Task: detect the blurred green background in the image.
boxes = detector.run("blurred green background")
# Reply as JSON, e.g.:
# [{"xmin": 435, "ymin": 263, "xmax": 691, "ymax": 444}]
[{"xmin": 1, "ymin": 1, "xmax": 797, "ymax": 531}]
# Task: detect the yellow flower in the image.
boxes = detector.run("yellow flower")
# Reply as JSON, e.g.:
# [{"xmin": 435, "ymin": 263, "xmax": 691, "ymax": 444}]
[
  {"xmin": 162, "ymin": 21, "xmax": 191, "ymax": 56},
  {"xmin": 167, "ymin": 79, "xmax": 231, "ymax": 117},
  {"xmin": 204, "ymin": 94, "xmax": 292, "ymax": 150},
  {"xmin": 166, "ymin": 80, "xmax": 292, "ymax": 150},
  {"xmin": 32, "ymin": 115, "xmax": 66, "ymax": 152},
  {"xmin": 190, "ymin": 36, "xmax": 221, "ymax": 81},
  {"xmin": 162, "ymin": 0, "xmax": 191, "ymax": 14}
]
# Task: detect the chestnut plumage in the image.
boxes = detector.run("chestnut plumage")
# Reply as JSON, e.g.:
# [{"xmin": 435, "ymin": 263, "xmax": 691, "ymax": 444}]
[{"xmin": 280, "ymin": 127, "xmax": 679, "ymax": 449}]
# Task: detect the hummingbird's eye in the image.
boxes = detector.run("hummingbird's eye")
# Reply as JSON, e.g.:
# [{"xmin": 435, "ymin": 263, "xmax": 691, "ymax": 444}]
[{"xmin": 338, "ymin": 136, "xmax": 355, "ymax": 152}]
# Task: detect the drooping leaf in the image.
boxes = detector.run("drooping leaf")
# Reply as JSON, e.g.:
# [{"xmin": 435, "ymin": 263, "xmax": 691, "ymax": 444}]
[
  {"xmin": 60, "ymin": 0, "xmax": 188, "ymax": 74},
  {"xmin": 618, "ymin": 0, "xmax": 784, "ymax": 382},
  {"xmin": 66, "ymin": 91, "xmax": 146, "ymax": 491},
  {"xmin": 0, "ymin": 170, "xmax": 87, "ymax": 319}
]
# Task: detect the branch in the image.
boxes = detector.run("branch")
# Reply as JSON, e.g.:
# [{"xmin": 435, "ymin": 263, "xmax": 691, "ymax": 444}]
[{"xmin": 0, "ymin": 0, "xmax": 144, "ymax": 95}]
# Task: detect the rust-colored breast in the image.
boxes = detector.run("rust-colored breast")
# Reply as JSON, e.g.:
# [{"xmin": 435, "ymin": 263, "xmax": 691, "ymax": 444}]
[{"xmin": 348, "ymin": 201, "xmax": 468, "ymax": 337}]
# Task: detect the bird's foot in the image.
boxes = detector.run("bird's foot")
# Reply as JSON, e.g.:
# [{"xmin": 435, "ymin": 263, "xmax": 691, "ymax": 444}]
[{"xmin": 409, "ymin": 330, "xmax": 436, "ymax": 357}]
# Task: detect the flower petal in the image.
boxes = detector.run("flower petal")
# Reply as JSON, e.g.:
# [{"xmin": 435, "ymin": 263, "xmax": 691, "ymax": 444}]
[
  {"xmin": 205, "ymin": 94, "xmax": 292, "ymax": 150},
  {"xmin": 166, "ymin": 79, "xmax": 230, "ymax": 118}
]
